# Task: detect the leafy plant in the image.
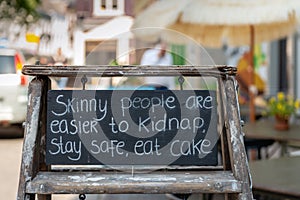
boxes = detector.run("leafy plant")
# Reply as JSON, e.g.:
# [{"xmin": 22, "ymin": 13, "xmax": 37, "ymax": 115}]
[
  {"xmin": 265, "ymin": 92, "xmax": 300, "ymax": 119},
  {"xmin": 0, "ymin": 0, "xmax": 41, "ymax": 24}
]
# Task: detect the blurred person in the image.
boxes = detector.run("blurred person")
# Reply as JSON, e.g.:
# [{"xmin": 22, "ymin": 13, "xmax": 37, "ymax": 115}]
[
  {"xmin": 39, "ymin": 56, "xmax": 49, "ymax": 65},
  {"xmin": 140, "ymin": 40, "xmax": 175, "ymax": 89},
  {"xmin": 52, "ymin": 47, "xmax": 68, "ymax": 89},
  {"xmin": 236, "ymin": 51, "xmax": 267, "ymax": 125},
  {"xmin": 236, "ymin": 51, "xmax": 266, "ymax": 105},
  {"xmin": 52, "ymin": 47, "xmax": 67, "ymax": 65}
]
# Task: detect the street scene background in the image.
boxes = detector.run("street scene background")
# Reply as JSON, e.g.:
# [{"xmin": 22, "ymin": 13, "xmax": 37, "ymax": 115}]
[{"xmin": 1, "ymin": 0, "xmax": 300, "ymax": 200}]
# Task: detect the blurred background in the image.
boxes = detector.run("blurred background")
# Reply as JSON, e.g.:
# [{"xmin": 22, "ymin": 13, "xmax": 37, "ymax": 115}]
[
  {"xmin": 1, "ymin": 0, "xmax": 300, "ymax": 199},
  {"xmin": 1, "ymin": 0, "xmax": 299, "ymax": 108}
]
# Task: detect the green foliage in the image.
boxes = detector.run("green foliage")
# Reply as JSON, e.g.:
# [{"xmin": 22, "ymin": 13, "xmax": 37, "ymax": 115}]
[
  {"xmin": 0, "ymin": 0, "xmax": 41, "ymax": 24},
  {"xmin": 171, "ymin": 44, "xmax": 185, "ymax": 65},
  {"xmin": 265, "ymin": 92, "xmax": 300, "ymax": 119},
  {"xmin": 109, "ymin": 59, "xmax": 119, "ymax": 66}
]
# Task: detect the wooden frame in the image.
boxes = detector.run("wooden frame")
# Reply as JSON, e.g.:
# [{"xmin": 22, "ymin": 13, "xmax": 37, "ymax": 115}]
[{"xmin": 18, "ymin": 65, "xmax": 253, "ymax": 200}]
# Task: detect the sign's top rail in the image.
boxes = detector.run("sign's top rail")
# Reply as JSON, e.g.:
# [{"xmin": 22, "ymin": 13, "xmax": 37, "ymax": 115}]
[{"xmin": 22, "ymin": 65, "xmax": 236, "ymax": 78}]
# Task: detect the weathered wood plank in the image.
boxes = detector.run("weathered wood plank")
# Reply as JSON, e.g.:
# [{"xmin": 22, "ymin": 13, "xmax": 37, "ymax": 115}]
[
  {"xmin": 50, "ymin": 165, "xmax": 223, "ymax": 172},
  {"xmin": 37, "ymin": 77, "xmax": 51, "ymax": 200},
  {"xmin": 22, "ymin": 65, "xmax": 236, "ymax": 77},
  {"xmin": 217, "ymin": 78, "xmax": 231, "ymax": 171},
  {"xmin": 17, "ymin": 78, "xmax": 44, "ymax": 200},
  {"xmin": 17, "ymin": 77, "xmax": 51, "ymax": 200},
  {"xmin": 222, "ymin": 76, "xmax": 253, "ymax": 200},
  {"xmin": 26, "ymin": 171, "xmax": 242, "ymax": 194}
]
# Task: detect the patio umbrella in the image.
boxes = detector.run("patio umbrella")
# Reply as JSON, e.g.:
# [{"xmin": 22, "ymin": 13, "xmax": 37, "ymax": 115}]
[{"xmin": 131, "ymin": 0, "xmax": 298, "ymax": 122}]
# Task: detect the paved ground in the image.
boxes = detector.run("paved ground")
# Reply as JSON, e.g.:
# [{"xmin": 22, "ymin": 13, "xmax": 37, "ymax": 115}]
[{"xmin": 0, "ymin": 138, "xmax": 23, "ymax": 200}]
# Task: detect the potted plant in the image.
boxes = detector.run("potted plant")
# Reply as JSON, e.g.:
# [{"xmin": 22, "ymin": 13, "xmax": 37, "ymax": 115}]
[{"xmin": 265, "ymin": 92, "xmax": 300, "ymax": 130}]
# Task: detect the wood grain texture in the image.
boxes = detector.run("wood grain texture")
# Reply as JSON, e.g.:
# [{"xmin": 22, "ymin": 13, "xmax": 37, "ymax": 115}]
[
  {"xmin": 26, "ymin": 171, "xmax": 242, "ymax": 194},
  {"xmin": 22, "ymin": 65, "xmax": 236, "ymax": 77}
]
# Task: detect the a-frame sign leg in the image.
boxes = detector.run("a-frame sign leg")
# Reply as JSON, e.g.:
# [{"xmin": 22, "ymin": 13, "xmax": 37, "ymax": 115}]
[
  {"xmin": 221, "ymin": 76, "xmax": 253, "ymax": 200},
  {"xmin": 17, "ymin": 77, "xmax": 51, "ymax": 200}
]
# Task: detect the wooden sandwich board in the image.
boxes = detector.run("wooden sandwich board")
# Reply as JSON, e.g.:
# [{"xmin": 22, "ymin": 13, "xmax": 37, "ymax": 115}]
[{"xmin": 17, "ymin": 65, "xmax": 253, "ymax": 200}]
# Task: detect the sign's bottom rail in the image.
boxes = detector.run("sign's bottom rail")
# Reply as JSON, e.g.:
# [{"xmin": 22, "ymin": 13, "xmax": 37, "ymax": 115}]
[{"xmin": 26, "ymin": 171, "xmax": 242, "ymax": 194}]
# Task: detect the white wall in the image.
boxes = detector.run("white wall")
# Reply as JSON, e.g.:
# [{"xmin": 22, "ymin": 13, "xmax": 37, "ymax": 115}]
[{"xmin": 72, "ymin": 16, "xmax": 133, "ymax": 65}]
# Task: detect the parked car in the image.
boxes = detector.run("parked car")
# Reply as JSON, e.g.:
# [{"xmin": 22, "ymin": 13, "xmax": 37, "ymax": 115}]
[{"xmin": 0, "ymin": 48, "xmax": 28, "ymax": 137}]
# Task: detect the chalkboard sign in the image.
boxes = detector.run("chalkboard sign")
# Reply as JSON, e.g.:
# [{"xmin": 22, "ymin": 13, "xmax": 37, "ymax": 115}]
[{"xmin": 46, "ymin": 90, "xmax": 218, "ymax": 166}]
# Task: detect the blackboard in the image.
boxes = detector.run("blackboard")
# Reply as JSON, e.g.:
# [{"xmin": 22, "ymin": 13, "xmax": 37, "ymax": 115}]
[{"xmin": 46, "ymin": 90, "xmax": 218, "ymax": 166}]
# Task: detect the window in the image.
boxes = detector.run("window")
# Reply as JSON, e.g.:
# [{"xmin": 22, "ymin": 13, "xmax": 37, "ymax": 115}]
[
  {"xmin": 0, "ymin": 56, "xmax": 15, "ymax": 74},
  {"xmin": 93, "ymin": 0, "xmax": 124, "ymax": 16},
  {"xmin": 85, "ymin": 40, "xmax": 117, "ymax": 65}
]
